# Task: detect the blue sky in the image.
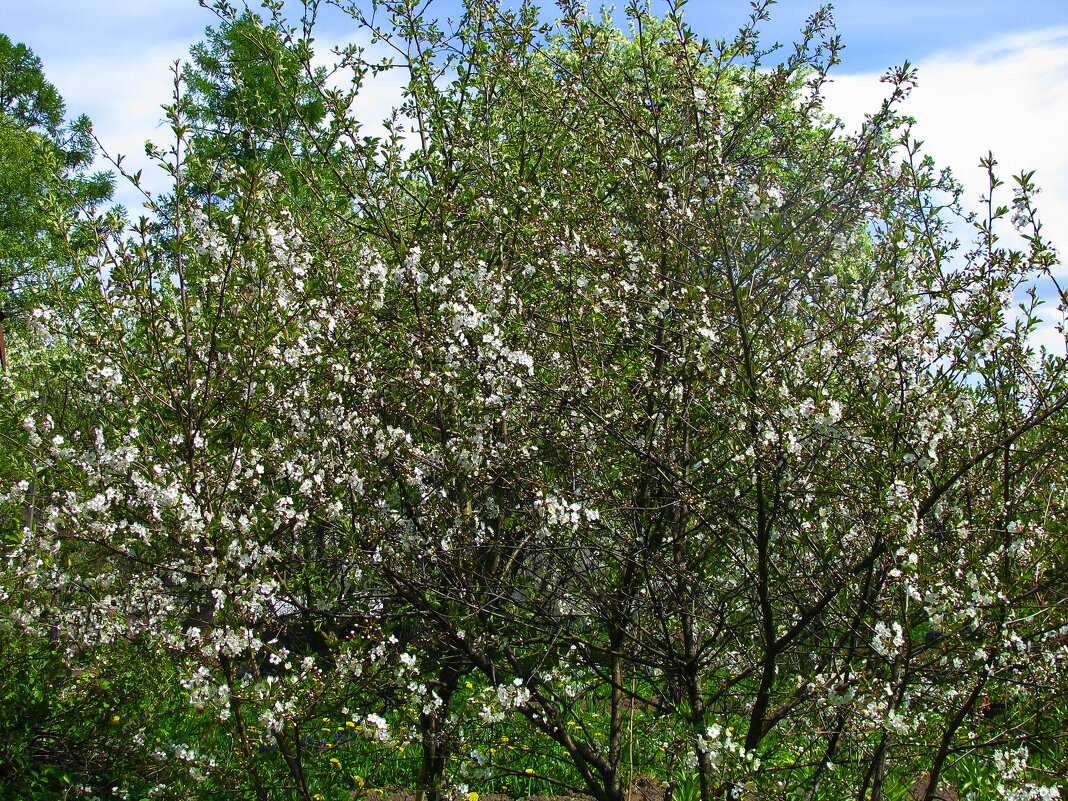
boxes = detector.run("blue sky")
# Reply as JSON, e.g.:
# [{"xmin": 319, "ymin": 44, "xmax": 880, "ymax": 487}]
[
  {"xmin": 685, "ymin": 1, "xmax": 1068, "ymax": 71},
  {"xmin": 2, "ymin": 0, "xmax": 1067, "ymax": 276}
]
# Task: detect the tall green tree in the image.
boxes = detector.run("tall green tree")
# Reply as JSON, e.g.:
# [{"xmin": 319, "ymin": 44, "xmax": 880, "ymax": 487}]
[
  {"xmin": 0, "ymin": 33, "xmax": 113, "ymax": 322},
  {"xmin": 0, "ymin": 34, "xmax": 63, "ymax": 133},
  {"xmin": 180, "ymin": 12, "xmax": 332, "ymax": 201}
]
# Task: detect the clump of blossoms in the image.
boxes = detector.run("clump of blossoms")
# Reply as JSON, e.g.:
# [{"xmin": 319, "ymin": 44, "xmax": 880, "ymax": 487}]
[{"xmin": 993, "ymin": 748, "xmax": 1061, "ymax": 801}]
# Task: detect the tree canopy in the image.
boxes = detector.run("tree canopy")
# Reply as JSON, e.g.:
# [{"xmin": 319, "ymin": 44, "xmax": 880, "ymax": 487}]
[
  {"xmin": 0, "ymin": 33, "xmax": 64, "ymax": 133},
  {"xmin": 0, "ymin": 33, "xmax": 113, "ymax": 322}
]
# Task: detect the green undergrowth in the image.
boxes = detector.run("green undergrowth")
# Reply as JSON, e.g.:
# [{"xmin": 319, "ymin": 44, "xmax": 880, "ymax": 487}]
[{"xmin": 3, "ymin": 648, "xmax": 1063, "ymax": 800}]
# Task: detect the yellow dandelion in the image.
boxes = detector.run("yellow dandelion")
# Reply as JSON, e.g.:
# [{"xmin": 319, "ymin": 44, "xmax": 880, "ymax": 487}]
[
  {"xmin": 467, "ymin": 793, "xmax": 479, "ymax": 801},
  {"xmin": 330, "ymin": 758, "xmax": 342, "ymax": 768},
  {"xmin": 524, "ymin": 768, "xmax": 534, "ymax": 775},
  {"xmin": 111, "ymin": 715, "xmax": 121, "ymax": 723}
]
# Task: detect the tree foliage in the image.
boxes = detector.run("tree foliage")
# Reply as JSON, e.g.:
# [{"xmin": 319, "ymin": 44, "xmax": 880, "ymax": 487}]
[
  {"xmin": 180, "ymin": 11, "xmax": 335, "ymax": 205},
  {"xmin": 0, "ymin": 33, "xmax": 113, "ymax": 318},
  {"xmin": 0, "ymin": 34, "xmax": 64, "ymax": 134}
]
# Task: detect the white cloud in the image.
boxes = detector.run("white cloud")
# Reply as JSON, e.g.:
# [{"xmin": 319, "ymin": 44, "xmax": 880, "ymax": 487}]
[
  {"xmin": 44, "ymin": 41, "xmax": 198, "ymax": 211},
  {"xmin": 823, "ymin": 27, "xmax": 1068, "ymax": 355},
  {"xmin": 823, "ymin": 27, "xmax": 1068, "ymax": 260},
  {"xmin": 310, "ymin": 32, "xmax": 411, "ymax": 147}
]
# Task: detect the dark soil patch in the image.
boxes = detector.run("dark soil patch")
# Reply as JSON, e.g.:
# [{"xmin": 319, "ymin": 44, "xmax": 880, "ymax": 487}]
[
  {"xmin": 907, "ymin": 776, "xmax": 959, "ymax": 801},
  {"xmin": 366, "ymin": 775, "xmax": 665, "ymax": 801}
]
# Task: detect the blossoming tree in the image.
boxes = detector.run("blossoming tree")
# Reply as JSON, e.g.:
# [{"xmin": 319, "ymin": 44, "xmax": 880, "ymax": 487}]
[{"xmin": 2, "ymin": 1, "xmax": 1066, "ymax": 799}]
